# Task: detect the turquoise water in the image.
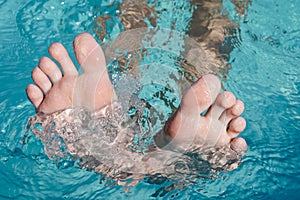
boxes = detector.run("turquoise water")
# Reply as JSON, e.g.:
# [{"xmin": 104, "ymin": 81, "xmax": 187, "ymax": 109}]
[{"xmin": 0, "ymin": 0, "xmax": 299, "ymax": 199}]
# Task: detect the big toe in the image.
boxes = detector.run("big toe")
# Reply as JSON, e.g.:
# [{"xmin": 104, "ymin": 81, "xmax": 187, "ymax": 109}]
[
  {"xmin": 73, "ymin": 33, "xmax": 106, "ymax": 74},
  {"xmin": 180, "ymin": 74, "xmax": 221, "ymax": 115}
]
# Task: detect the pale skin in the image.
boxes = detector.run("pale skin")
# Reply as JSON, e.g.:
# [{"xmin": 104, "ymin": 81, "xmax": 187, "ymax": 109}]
[{"xmin": 26, "ymin": 33, "xmax": 248, "ymax": 158}]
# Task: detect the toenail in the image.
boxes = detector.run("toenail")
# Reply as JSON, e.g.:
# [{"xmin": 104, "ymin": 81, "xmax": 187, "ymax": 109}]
[
  {"xmin": 230, "ymin": 117, "xmax": 246, "ymax": 132},
  {"xmin": 218, "ymin": 92, "xmax": 236, "ymax": 108},
  {"xmin": 74, "ymin": 34, "xmax": 91, "ymax": 46},
  {"xmin": 49, "ymin": 43, "xmax": 63, "ymax": 56},
  {"xmin": 80, "ymin": 46, "xmax": 89, "ymax": 57},
  {"xmin": 39, "ymin": 57, "xmax": 47, "ymax": 65},
  {"xmin": 53, "ymin": 73, "xmax": 60, "ymax": 81},
  {"xmin": 232, "ymin": 101, "xmax": 244, "ymax": 115},
  {"xmin": 74, "ymin": 37, "xmax": 91, "ymax": 58},
  {"xmin": 230, "ymin": 138, "xmax": 248, "ymax": 154}
]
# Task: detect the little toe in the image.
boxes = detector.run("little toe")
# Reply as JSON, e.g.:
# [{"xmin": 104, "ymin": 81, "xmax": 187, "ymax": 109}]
[
  {"xmin": 39, "ymin": 57, "xmax": 62, "ymax": 83},
  {"xmin": 26, "ymin": 84, "xmax": 44, "ymax": 109},
  {"xmin": 206, "ymin": 91, "xmax": 236, "ymax": 119},
  {"xmin": 227, "ymin": 117, "xmax": 246, "ymax": 138},
  {"xmin": 230, "ymin": 137, "xmax": 248, "ymax": 155},
  {"xmin": 73, "ymin": 32, "xmax": 106, "ymax": 74},
  {"xmin": 32, "ymin": 67, "xmax": 52, "ymax": 94},
  {"xmin": 48, "ymin": 42, "xmax": 78, "ymax": 76}
]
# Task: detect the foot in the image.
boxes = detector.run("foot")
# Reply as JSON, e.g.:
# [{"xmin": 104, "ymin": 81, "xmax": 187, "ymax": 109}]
[
  {"xmin": 162, "ymin": 74, "xmax": 247, "ymax": 154},
  {"xmin": 26, "ymin": 33, "xmax": 116, "ymax": 114}
]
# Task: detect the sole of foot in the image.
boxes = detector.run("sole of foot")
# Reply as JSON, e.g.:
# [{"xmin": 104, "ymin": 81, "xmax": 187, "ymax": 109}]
[
  {"xmin": 163, "ymin": 74, "xmax": 247, "ymax": 154},
  {"xmin": 26, "ymin": 33, "xmax": 117, "ymax": 114}
]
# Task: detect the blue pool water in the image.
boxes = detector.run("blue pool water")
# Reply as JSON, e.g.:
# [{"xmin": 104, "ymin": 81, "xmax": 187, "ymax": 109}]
[{"xmin": 0, "ymin": 0, "xmax": 299, "ymax": 199}]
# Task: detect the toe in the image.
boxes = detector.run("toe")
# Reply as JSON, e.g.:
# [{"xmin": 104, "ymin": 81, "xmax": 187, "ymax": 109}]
[
  {"xmin": 227, "ymin": 117, "xmax": 246, "ymax": 138},
  {"xmin": 180, "ymin": 74, "xmax": 221, "ymax": 115},
  {"xmin": 206, "ymin": 91, "xmax": 236, "ymax": 119},
  {"xmin": 230, "ymin": 137, "xmax": 248, "ymax": 155},
  {"xmin": 230, "ymin": 100, "xmax": 244, "ymax": 116},
  {"xmin": 32, "ymin": 67, "xmax": 52, "ymax": 94},
  {"xmin": 73, "ymin": 32, "xmax": 107, "ymax": 74},
  {"xmin": 39, "ymin": 57, "xmax": 62, "ymax": 83},
  {"xmin": 48, "ymin": 42, "xmax": 78, "ymax": 76},
  {"xmin": 26, "ymin": 84, "xmax": 44, "ymax": 109},
  {"xmin": 219, "ymin": 99, "xmax": 245, "ymax": 124}
]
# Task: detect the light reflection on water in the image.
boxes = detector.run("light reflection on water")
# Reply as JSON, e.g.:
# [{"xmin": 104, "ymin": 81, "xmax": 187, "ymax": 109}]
[{"xmin": 0, "ymin": 0, "xmax": 299, "ymax": 199}]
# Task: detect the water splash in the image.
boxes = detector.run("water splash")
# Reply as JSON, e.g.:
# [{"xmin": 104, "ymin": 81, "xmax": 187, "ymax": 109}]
[{"xmin": 28, "ymin": 100, "xmax": 243, "ymax": 187}]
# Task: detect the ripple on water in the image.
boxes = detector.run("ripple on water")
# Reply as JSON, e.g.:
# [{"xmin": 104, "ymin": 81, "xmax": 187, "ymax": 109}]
[
  {"xmin": 16, "ymin": 0, "xmax": 95, "ymax": 45},
  {"xmin": 282, "ymin": 30, "xmax": 300, "ymax": 58}
]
